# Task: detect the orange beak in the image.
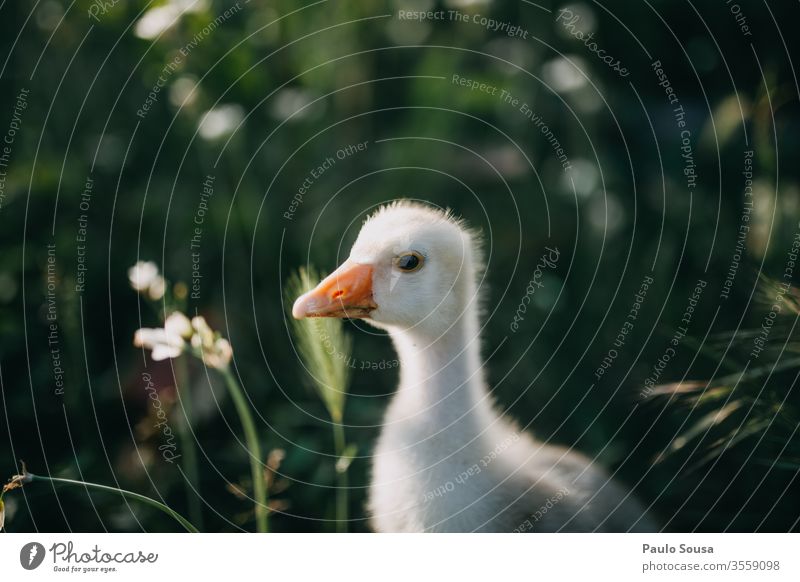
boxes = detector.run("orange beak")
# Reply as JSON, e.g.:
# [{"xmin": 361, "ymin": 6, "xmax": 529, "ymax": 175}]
[{"xmin": 292, "ymin": 261, "xmax": 377, "ymax": 319}]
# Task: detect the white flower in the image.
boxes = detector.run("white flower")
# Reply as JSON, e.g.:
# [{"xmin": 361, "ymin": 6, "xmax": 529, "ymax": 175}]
[
  {"xmin": 134, "ymin": 327, "xmax": 185, "ymax": 361},
  {"xmin": 134, "ymin": 5, "xmax": 181, "ymax": 39},
  {"xmin": 165, "ymin": 311, "xmax": 193, "ymax": 339},
  {"xmin": 134, "ymin": 0, "xmax": 208, "ymax": 40},
  {"xmin": 206, "ymin": 338, "xmax": 232, "ymax": 369},
  {"xmin": 128, "ymin": 261, "xmax": 159, "ymax": 291},
  {"xmin": 191, "ymin": 316, "xmax": 214, "ymax": 346},
  {"xmin": 197, "ymin": 104, "xmax": 244, "ymax": 141},
  {"xmin": 128, "ymin": 261, "xmax": 167, "ymax": 300},
  {"xmin": 133, "ymin": 312, "xmax": 233, "ymax": 368},
  {"xmin": 147, "ymin": 276, "xmax": 166, "ymax": 300},
  {"xmin": 190, "ymin": 316, "xmax": 232, "ymax": 369}
]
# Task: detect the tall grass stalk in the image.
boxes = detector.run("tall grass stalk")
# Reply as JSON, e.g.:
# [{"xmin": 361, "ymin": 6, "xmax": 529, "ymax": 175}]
[
  {"xmin": 286, "ymin": 268, "xmax": 354, "ymax": 532},
  {"xmin": 332, "ymin": 422, "xmax": 347, "ymax": 533}
]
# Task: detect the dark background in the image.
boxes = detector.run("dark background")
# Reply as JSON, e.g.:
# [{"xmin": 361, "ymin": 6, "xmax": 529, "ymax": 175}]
[{"xmin": 1, "ymin": 0, "xmax": 799, "ymax": 532}]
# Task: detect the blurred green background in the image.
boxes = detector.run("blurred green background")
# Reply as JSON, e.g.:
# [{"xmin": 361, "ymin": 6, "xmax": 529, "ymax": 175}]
[{"xmin": 1, "ymin": 0, "xmax": 800, "ymax": 532}]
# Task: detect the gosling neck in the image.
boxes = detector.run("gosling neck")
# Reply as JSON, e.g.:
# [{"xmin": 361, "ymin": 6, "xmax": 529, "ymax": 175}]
[{"xmin": 385, "ymin": 302, "xmax": 490, "ymax": 428}]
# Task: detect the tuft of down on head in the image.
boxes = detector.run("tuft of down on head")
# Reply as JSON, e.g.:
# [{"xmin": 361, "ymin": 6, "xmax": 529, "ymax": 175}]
[{"xmin": 351, "ymin": 201, "xmax": 484, "ymax": 267}]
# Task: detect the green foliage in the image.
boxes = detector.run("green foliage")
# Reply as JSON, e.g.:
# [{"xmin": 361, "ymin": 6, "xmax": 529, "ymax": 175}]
[{"xmin": 2, "ymin": 0, "xmax": 800, "ymax": 532}]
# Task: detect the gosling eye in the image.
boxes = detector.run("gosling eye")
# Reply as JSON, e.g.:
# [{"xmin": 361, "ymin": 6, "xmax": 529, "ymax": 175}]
[{"xmin": 394, "ymin": 251, "xmax": 424, "ymax": 272}]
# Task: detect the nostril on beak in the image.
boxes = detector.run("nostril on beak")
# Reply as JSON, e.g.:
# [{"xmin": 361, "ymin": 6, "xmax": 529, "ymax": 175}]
[{"xmin": 332, "ymin": 290, "xmax": 345, "ymax": 300}]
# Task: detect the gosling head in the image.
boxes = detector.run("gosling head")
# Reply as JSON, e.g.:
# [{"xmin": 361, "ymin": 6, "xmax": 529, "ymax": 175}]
[{"xmin": 292, "ymin": 201, "xmax": 481, "ymax": 336}]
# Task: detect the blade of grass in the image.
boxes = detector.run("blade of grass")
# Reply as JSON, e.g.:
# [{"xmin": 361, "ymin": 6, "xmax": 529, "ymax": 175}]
[{"xmin": 27, "ymin": 473, "xmax": 198, "ymax": 532}]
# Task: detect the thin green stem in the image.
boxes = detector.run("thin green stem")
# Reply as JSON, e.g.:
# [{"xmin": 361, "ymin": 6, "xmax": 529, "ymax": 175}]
[
  {"xmin": 28, "ymin": 473, "xmax": 197, "ymax": 532},
  {"xmin": 220, "ymin": 367, "xmax": 269, "ymax": 533},
  {"xmin": 332, "ymin": 420, "xmax": 347, "ymax": 533},
  {"xmin": 175, "ymin": 357, "xmax": 203, "ymax": 530}
]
